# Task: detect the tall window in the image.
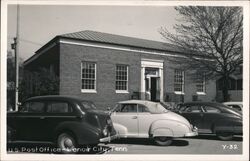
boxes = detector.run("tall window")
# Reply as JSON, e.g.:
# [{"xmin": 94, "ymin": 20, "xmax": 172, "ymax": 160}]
[
  {"xmin": 174, "ymin": 70, "xmax": 184, "ymax": 93},
  {"xmin": 196, "ymin": 74, "xmax": 206, "ymax": 94},
  {"xmin": 116, "ymin": 65, "xmax": 128, "ymax": 91},
  {"xmin": 81, "ymin": 62, "xmax": 96, "ymax": 91}
]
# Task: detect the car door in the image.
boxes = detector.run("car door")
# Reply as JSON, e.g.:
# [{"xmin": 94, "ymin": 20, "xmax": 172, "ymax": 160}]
[
  {"xmin": 17, "ymin": 101, "xmax": 46, "ymax": 141},
  {"xmin": 44, "ymin": 101, "xmax": 76, "ymax": 141},
  {"xmin": 180, "ymin": 104, "xmax": 204, "ymax": 131},
  {"xmin": 111, "ymin": 103, "xmax": 139, "ymax": 137},
  {"xmin": 137, "ymin": 104, "xmax": 152, "ymax": 137},
  {"xmin": 201, "ymin": 105, "xmax": 222, "ymax": 133}
]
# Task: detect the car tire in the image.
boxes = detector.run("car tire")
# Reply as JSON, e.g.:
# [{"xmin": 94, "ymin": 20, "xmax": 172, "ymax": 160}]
[
  {"xmin": 57, "ymin": 132, "xmax": 77, "ymax": 154},
  {"xmin": 154, "ymin": 137, "xmax": 173, "ymax": 146},
  {"xmin": 217, "ymin": 133, "xmax": 233, "ymax": 141}
]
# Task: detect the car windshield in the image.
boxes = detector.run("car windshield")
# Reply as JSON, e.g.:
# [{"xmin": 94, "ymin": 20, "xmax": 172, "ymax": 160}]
[
  {"xmin": 147, "ymin": 102, "xmax": 169, "ymax": 114},
  {"xmin": 81, "ymin": 101, "xmax": 97, "ymax": 110}
]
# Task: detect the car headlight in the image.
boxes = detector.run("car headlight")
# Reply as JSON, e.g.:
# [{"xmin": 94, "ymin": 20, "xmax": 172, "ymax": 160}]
[
  {"xmin": 107, "ymin": 118, "xmax": 112, "ymax": 125},
  {"xmin": 190, "ymin": 124, "xmax": 193, "ymax": 130},
  {"xmin": 103, "ymin": 127, "xmax": 108, "ymax": 136}
]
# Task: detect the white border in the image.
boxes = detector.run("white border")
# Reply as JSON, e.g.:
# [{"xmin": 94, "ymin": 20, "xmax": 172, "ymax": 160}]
[{"xmin": 1, "ymin": 1, "xmax": 249, "ymax": 161}]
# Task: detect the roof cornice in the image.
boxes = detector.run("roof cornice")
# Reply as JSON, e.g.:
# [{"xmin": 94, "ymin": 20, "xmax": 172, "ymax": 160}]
[{"xmin": 24, "ymin": 34, "xmax": 215, "ymax": 66}]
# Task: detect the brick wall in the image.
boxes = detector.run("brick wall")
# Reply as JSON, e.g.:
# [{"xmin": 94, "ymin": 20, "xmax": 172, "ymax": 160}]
[
  {"xmin": 59, "ymin": 43, "xmax": 217, "ymax": 109},
  {"xmin": 59, "ymin": 43, "xmax": 141, "ymax": 109}
]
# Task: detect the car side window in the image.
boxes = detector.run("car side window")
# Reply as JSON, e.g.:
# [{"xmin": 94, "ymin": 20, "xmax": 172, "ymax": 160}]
[
  {"xmin": 138, "ymin": 104, "xmax": 150, "ymax": 113},
  {"xmin": 20, "ymin": 102, "xmax": 45, "ymax": 113},
  {"xmin": 230, "ymin": 105, "xmax": 242, "ymax": 111},
  {"xmin": 47, "ymin": 102, "xmax": 73, "ymax": 113},
  {"xmin": 120, "ymin": 104, "xmax": 137, "ymax": 113},
  {"xmin": 184, "ymin": 105, "xmax": 201, "ymax": 113},
  {"xmin": 203, "ymin": 106, "xmax": 220, "ymax": 113}
]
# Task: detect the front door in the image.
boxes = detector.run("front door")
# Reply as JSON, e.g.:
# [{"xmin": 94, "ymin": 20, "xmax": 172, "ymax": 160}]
[
  {"xmin": 43, "ymin": 101, "xmax": 76, "ymax": 141},
  {"xmin": 150, "ymin": 77, "xmax": 157, "ymax": 101},
  {"xmin": 180, "ymin": 105, "xmax": 204, "ymax": 131},
  {"xmin": 150, "ymin": 77, "xmax": 160, "ymax": 102},
  {"xmin": 200, "ymin": 105, "xmax": 222, "ymax": 133},
  {"xmin": 111, "ymin": 103, "xmax": 138, "ymax": 137}
]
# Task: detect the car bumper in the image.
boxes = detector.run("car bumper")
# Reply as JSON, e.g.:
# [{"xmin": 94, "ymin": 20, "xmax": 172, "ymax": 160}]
[
  {"xmin": 99, "ymin": 134, "xmax": 119, "ymax": 143},
  {"xmin": 185, "ymin": 127, "xmax": 198, "ymax": 137}
]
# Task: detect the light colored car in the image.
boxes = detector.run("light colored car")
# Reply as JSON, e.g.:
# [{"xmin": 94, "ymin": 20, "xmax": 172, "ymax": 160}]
[
  {"xmin": 223, "ymin": 102, "xmax": 243, "ymax": 111},
  {"xmin": 110, "ymin": 100, "xmax": 198, "ymax": 146}
]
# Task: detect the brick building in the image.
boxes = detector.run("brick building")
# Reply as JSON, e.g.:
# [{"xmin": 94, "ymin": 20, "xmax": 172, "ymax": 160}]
[{"xmin": 24, "ymin": 30, "xmax": 217, "ymax": 109}]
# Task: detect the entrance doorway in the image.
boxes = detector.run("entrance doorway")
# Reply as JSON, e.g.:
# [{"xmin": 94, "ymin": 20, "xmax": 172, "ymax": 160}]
[{"xmin": 141, "ymin": 59, "xmax": 164, "ymax": 102}]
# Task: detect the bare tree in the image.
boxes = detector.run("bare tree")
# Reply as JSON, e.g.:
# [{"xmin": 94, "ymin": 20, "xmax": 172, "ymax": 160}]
[{"xmin": 159, "ymin": 6, "xmax": 243, "ymax": 102}]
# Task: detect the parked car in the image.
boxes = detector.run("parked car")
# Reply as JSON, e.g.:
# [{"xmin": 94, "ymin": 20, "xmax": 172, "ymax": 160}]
[
  {"xmin": 7, "ymin": 95, "xmax": 117, "ymax": 153},
  {"xmin": 223, "ymin": 102, "xmax": 243, "ymax": 112},
  {"xmin": 175, "ymin": 102, "xmax": 242, "ymax": 141},
  {"xmin": 110, "ymin": 100, "xmax": 198, "ymax": 146}
]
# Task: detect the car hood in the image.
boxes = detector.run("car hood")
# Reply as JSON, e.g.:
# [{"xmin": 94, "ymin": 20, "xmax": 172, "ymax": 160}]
[
  {"xmin": 87, "ymin": 109, "xmax": 112, "ymax": 127},
  {"xmin": 163, "ymin": 111, "xmax": 192, "ymax": 128}
]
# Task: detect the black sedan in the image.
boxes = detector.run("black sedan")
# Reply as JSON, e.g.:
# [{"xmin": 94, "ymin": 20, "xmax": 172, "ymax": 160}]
[
  {"xmin": 175, "ymin": 102, "xmax": 242, "ymax": 141},
  {"xmin": 7, "ymin": 95, "xmax": 117, "ymax": 153}
]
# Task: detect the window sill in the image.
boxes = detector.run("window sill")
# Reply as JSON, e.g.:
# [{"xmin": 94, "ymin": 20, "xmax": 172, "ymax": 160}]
[
  {"xmin": 196, "ymin": 92, "xmax": 206, "ymax": 95},
  {"xmin": 174, "ymin": 91, "xmax": 185, "ymax": 95},
  {"xmin": 116, "ymin": 90, "xmax": 129, "ymax": 94},
  {"xmin": 81, "ymin": 89, "xmax": 97, "ymax": 93}
]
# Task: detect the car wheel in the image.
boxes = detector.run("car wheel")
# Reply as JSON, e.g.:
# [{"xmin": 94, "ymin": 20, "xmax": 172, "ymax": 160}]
[
  {"xmin": 57, "ymin": 132, "xmax": 77, "ymax": 154},
  {"xmin": 217, "ymin": 133, "xmax": 233, "ymax": 141},
  {"xmin": 154, "ymin": 137, "xmax": 173, "ymax": 146}
]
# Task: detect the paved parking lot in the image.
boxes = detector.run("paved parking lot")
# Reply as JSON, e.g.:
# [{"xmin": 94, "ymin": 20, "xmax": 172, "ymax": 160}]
[
  {"xmin": 7, "ymin": 135, "xmax": 242, "ymax": 155},
  {"xmin": 103, "ymin": 135, "xmax": 242, "ymax": 154}
]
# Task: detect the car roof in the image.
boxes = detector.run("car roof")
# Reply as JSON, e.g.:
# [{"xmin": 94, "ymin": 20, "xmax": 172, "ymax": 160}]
[
  {"xmin": 223, "ymin": 102, "xmax": 242, "ymax": 105},
  {"xmin": 24, "ymin": 95, "xmax": 89, "ymax": 102},
  {"xmin": 182, "ymin": 102, "xmax": 226, "ymax": 107},
  {"xmin": 118, "ymin": 100, "xmax": 157, "ymax": 105}
]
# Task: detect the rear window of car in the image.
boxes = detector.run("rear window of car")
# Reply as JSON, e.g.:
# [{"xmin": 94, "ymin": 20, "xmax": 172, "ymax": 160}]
[{"xmin": 20, "ymin": 102, "xmax": 45, "ymax": 113}]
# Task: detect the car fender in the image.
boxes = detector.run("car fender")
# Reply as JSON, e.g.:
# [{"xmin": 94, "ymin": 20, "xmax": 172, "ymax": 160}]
[
  {"xmin": 54, "ymin": 121, "xmax": 101, "ymax": 145},
  {"xmin": 151, "ymin": 127, "xmax": 174, "ymax": 137},
  {"xmin": 7, "ymin": 126, "xmax": 16, "ymax": 142},
  {"xmin": 149, "ymin": 119, "xmax": 189, "ymax": 137},
  {"xmin": 112, "ymin": 122, "xmax": 128, "ymax": 137},
  {"xmin": 213, "ymin": 118, "xmax": 242, "ymax": 134}
]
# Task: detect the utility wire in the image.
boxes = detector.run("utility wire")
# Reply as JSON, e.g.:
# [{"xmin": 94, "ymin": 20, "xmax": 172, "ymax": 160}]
[{"xmin": 19, "ymin": 38, "xmax": 43, "ymax": 46}]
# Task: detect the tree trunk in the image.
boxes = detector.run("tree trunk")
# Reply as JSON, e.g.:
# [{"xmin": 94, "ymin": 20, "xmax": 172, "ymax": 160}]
[{"xmin": 222, "ymin": 75, "xmax": 230, "ymax": 102}]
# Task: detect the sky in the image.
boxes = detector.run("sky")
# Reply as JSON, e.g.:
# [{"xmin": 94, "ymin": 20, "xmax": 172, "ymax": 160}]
[{"xmin": 7, "ymin": 5, "xmax": 179, "ymax": 61}]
